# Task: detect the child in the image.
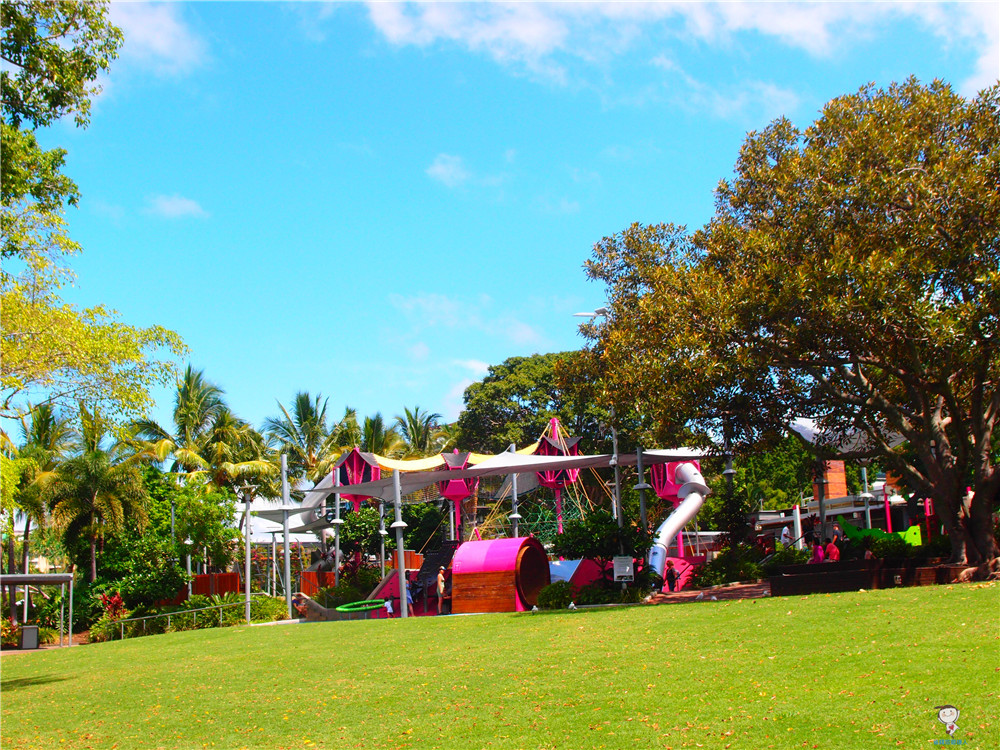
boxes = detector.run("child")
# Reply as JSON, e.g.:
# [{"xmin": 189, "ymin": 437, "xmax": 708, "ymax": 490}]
[{"xmin": 665, "ymin": 560, "xmax": 679, "ymax": 592}]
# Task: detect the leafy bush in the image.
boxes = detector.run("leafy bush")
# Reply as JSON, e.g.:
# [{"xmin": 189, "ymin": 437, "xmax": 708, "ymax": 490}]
[
  {"xmin": 537, "ymin": 581, "xmax": 573, "ymax": 610},
  {"xmin": 762, "ymin": 543, "xmax": 810, "ymax": 574},
  {"xmin": 314, "ymin": 582, "xmax": 366, "ymax": 609},
  {"xmin": 2, "ymin": 617, "xmax": 19, "ymax": 647},
  {"xmin": 689, "ymin": 545, "xmax": 764, "ymax": 588},
  {"xmin": 250, "ymin": 595, "xmax": 290, "ymax": 623},
  {"xmin": 871, "ymin": 534, "xmax": 908, "ymax": 560},
  {"xmin": 574, "ymin": 583, "xmax": 618, "ymax": 606}
]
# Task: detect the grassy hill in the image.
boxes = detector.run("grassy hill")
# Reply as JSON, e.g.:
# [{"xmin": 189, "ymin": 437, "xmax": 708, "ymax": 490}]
[{"xmin": 2, "ymin": 583, "xmax": 997, "ymax": 749}]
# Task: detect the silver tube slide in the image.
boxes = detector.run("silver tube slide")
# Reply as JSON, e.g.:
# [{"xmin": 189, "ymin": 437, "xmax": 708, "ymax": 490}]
[{"xmin": 648, "ymin": 462, "xmax": 711, "ymax": 577}]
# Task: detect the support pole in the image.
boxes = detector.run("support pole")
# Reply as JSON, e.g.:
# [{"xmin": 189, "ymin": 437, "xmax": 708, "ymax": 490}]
[
  {"xmin": 793, "ymin": 504, "xmax": 804, "ymax": 550},
  {"xmin": 244, "ymin": 491, "xmax": 252, "ymax": 625},
  {"xmin": 68, "ymin": 575, "xmax": 73, "ymax": 647},
  {"xmin": 378, "ymin": 501, "xmax": 387, "ymax": 578},
  {"xmin": 507, "ymin": 444, "xmax": 521, "ymax": 538},
  {"xmin": 390, "ymin": 470, "xmax": 409, "ymax": 618},
  {"xmin": 635, "ymin": 447, "xmax": 650, "ymax": 531},
  {"xmin": 611, "ymin": 421, "xmax": 622, "ymax": 529},
  {"xmin": 332, "ymin": 471, "xmax": 343, "ymax": 587},
  {"xmin": 270, "ymin": 534, "xmax": 276, "ymax": 596},
  {"xmin": 281, "ymin": 455, "xmax": 292, "ymax": 619}
]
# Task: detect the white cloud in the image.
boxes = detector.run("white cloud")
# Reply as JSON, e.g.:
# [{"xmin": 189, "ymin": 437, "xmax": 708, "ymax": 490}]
[
  {"xmin": 146, "ymin": 194, "xmax": 208, "ymax": 219},
  {"xmin": 388, "ymin": 292, "xmax": 548, "ymax": 349},
  {"xmin": 453, "ymin": 359, "xmax": 491, "ymax": 377},
  {"xmin": 426, "ymin": 154, "xmax": 471, "ymax": 188},
  {"xmin": 537, "ymin": 196, "xmax": 580, "ymax": 215},
  {"xmin": 362, "ymin": 2, "xmax": 996, "ymax": 105},
  {"xmin": 442, "ymin": 377, "xmax": 475, "ymax": 421},
  {"xmin": 409, "ymin": 342, "xmax": 431, "ymax": 361},
  {"xmin": 111, "ymin": 3, "xmax": 206, "ymax": 75}
]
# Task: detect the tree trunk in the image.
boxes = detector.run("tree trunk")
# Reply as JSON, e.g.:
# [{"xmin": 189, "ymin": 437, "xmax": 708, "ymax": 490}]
[
  {"xmin": 21, "ymin": 516, "xmax": 32, "ymax": 617},
  {"xmin": 89, "ymin": 510, "xmax": 98, "ymax": 583},
  {"xmin": 969, "ymin": 483, "xmax": 999, "ymax": 564},
  {"xmin": 6, "ymin": 536, "xmax": 17, "ymax": 622}
]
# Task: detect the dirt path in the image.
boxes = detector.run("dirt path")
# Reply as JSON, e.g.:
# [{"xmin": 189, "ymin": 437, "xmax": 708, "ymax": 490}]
[{"xmin": 646, "ymin": 580, "xmax": 771, "ymax": 605}]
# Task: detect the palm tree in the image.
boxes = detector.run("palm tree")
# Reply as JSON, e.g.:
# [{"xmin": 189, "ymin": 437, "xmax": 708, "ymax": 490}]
[
  {"xmin": 130, "ymin": 365, "xmax": 225, "ymax": 474},
  {"xmin": 44, "ymin": 406, "xmax": 150, "ymax": 582},
  {"xmin": 394, "ymin": 406, "xmax": 443, "ymax": 457},
  {"xmin": 197, "ymin": 407, "xmax": 277, "ymax": 497},
  {"xmin": 361, "ymin": 413, "xmax": 405, "ymax": 457},
  {"xmin": 14, "ymin": 404, "xmax": 75, "ymax": 581},
  {"xmin": 264, "ymin": 392, "xmax": 344, "ymax": 483}
]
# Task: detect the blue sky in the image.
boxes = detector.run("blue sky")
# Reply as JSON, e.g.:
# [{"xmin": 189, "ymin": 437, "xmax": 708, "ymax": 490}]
[{"xmin": 38, "ymin": 1, "xmax": 999, "ymax": 432}]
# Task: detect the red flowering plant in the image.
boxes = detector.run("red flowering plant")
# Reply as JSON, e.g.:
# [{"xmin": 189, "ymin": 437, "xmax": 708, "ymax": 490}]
[{"xmin": 99, "ymin": 592, "xmax": 127, "ymax": 620}]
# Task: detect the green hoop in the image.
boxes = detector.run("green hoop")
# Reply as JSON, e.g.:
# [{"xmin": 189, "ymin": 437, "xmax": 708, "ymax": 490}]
[{"xmin": 335, "ymin": 599, "xmax": 387, "ymax": 613}]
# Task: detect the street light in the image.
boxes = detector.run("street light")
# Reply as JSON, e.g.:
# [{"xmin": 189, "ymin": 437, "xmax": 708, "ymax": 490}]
[{"xmin": 184, "ymin": 537, "xmax": 194, "ymax": 598}]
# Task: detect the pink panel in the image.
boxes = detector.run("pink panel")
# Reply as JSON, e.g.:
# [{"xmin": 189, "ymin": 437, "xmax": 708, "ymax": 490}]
[
  {"xmin": 452, "ymin": 537, "xmax": 525, "ymax": 575},
  {"xmin": 650, "ymin": 460, "xmax": 701, "ymax": 501}
]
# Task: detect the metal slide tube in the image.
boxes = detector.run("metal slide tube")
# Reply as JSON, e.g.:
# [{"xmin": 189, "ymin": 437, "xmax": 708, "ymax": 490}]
[{"xmin": 648, "ymin": 462, "xmax": 711, "ymax": 577}]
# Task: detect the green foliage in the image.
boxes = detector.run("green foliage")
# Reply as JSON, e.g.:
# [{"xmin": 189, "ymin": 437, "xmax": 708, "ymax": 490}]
[
  {"xmin": 871, "ymin": 534, "xmax": 909, "ymax": 560},
  {"xmin": 689, "ymin": 545, "xmax": 764, "ymax": 588},
  {"xmin": 457, "ymin": 352, "xmax": 612, "ymax": 454},
  {"xmin": 762, "ymin": 542, "xmax": 811, "ymax": 575},
  {"xmin": 551, "ymin": 509, "xmax": 651, "ymax": 566},
  {"xmin": 402, "ymin": 502, "xmax": 444, "ymax": 552},
  {"xmin": 1, "ymin": 617, "xmax": 19, "ymax": 647},
  {"xmin": 314, "ymin": 582, "xmax": 366, "ymax": 609},
  {"xmin": 584, "ymin": 78, "xmax": 1000, "ymax": 565},
  {"xmin": 339, "ymin": 506, "xmax": 381, "ymax": 558},
  {"xmin": 536, "ymin": 580, "xmax": 573, "ymax": 610}
]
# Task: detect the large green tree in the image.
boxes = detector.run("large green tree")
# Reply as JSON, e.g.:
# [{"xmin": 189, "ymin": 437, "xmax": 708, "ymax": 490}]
[
  {"xmin": 457, "ymin": 352, "xmax": 612, "ymax": 454},
  {"xmin": 584, "ymin": 79, "xmax": 999, "ymax": 565},
  {"xmin": 44, "ymin": 406, "xmax": 151, "ymax": 582},
  {"xmin": 1, "ymin": 2, "xmax": 184, "ymax": 425},
  {"xmin": 2, "ymin": 0, "xmax": 123, "ymax": 240}
]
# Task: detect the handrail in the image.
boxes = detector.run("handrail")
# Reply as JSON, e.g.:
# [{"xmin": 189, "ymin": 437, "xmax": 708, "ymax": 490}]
[{"xmin": 111, "ymin": 594, "xmax": 270, "ymax": 640}]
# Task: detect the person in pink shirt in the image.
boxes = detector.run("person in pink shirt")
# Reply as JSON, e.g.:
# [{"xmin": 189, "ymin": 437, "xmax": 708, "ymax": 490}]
[
  {"xmin": 809, "ymin": 539, "xmax": 825, "ymax": 564},
  {"xmin": 825, "ymin": 537, "xmax": 841, "ymax": 562}
]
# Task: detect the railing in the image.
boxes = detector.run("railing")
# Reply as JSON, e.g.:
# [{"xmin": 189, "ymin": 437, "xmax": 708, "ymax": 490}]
[{"xmin": 110, "ymin": 594, "xmax": 270, "ymax": 641}]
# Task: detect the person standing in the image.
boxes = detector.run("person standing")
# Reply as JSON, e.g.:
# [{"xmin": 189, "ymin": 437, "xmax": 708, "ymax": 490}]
[
  {"xmin": 665, "ymin": 560, "xmax": 679, "ymax": 592},
  {"xmin": 437, "ymin": 566, "xmax": 447, "ymax": 615},
  {"xmin": 780, "ymin": 525, "xmax": 792, "ymax": 547}
]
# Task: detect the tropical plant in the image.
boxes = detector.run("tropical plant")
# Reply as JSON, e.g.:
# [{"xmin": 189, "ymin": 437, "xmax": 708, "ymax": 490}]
[
  {"xmin": 264, "ymin": 392, "xmax": 343, "ymax": 483},
  {"xmin": 196, "ymin": 407, "xmax": 277, "ymax": 496},
  {"xmin": 43, "ymin": 405, "xmax": 151, "ymax": 582},
  {"xmin": 394, "ymin": 406, "xmax": 443, "ymax": 457},
  {"xmin": 360, "ymin": 412, "xmax": 404, "ymax": 457}
]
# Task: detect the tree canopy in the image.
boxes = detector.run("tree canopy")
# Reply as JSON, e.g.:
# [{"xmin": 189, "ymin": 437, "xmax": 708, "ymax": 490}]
[
  {"xmin": 457, "ymin": 352, "xmax": 612, "ymax": 454},
  {"xmin": 583, "ymin": 79, "xmax": 999, "ymax": 565}
]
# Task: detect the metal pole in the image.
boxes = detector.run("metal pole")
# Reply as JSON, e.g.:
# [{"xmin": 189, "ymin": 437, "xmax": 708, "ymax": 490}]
[
  {"xmin": 332, "ymin": 471, "xmax": 342, "ymax": 587},
  {"xmin": 635, "ymin": 447, "xmax": 649, "ymax": 530},
  {"xmin": 281, "ymin": 454, "xmax": 292, "ymax": 619},
  {"xmin": 793, "ymin": 504, "xmax": 804, "ymax": 550},
  {"xmin": 611, "ymin": 418, "xmax": 622, "ymax": 529},
  {"xmin": 390, "ymin": 470, "xmax": 409, "ymax": 618},
  {"xmin": 170, "ymin": 498, "xmax": 176, "ymax": 559},
  {"xmin": 816, "ymin": 463, "xmax": 828, "ymax": 543},
  {"xmin": 270, "ymin": 534, "xmax": 276, "ymax": 596},
  {"xmin": 59, "ymin": 582, "xmax": 65, "ymax": 648},
  {"xmin": 186, "ymin": 549, "xmax": 193, "ymax": 598},
  {"xmin": 242, "ymin": 487, "xmax": 253, "ymax": 625},
  {"xmin": 68, "ymin": 575, "xmax": 73, "ymax": 647},
  {"xmin": 378, "ymin": 501, "xmax": 387, "ymax": 578},
  {"xmin": 510, "ymin": 473, "xmax": 520, "ymax": 538},
  {"xmin": 448, "ymin": 502, "xmax": 455, "ymax": 542}
]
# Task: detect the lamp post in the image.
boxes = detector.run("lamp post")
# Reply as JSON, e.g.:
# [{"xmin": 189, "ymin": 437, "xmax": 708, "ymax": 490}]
[
  {"xmin": 237, "ymin": 483, "xmax": 257, "ymax": 625},
  {"xmin": 184, "ymin": 537, "xmax": 194, "ymax": 598},
  {"xmin": 634, "ymin": 447, "xmax": 651, "ymax": 531}
]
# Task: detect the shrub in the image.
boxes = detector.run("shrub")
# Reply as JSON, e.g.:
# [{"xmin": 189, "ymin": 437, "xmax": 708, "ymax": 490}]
[
  {"xmin": 536, "ymin": 581, "xmax": 573, "ymax": 610},
  {"xmin": 574, "ymin": 583, "xmax": 618, "ymax": 606},
  {"xmin": 762, "ymin": 543, "xmax": 810, "ymax": 574},
  {"xmin": 250, "ymin": 595, "xmax": 290, "ymax": 623},
  {"xmin": 871, "ymin": 534, "xmax": 908, "ymax": 560},
  {"xmin": 689, "ymin": 545, "xmax": 764, "ymax": 588},
  {"xmin": 1, "ymin": 617, "xmax": 19, "ymax": 647},
  {"xmin": 314, "ymin": 582, "xmax": 365, "ymax": 609}
]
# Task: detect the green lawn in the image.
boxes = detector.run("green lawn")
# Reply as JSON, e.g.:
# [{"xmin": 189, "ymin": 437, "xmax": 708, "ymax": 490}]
[{"xmin": 2, "ymin": 584, "xmax": 997, "ymax": 750}]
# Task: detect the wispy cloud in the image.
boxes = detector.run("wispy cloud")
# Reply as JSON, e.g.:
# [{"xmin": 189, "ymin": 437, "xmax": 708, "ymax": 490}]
[
  {"xmin": 111, "ymin": 3, "xmax": 206, "ymax": 75},
  {"xmin": 388, "ymin": 292, "xmax": 547, "ymax": 349},
  {"xmin": 453, "ymin": 359, "xmax": 491, "ymax": 377},
  {"xmin": 146, "ymin": 194, "xmax": 208, "ymax": 219},
  {"xmin": 426, "ymin": 154, "xmax": 471, "ymax": 188},
  {"xmin": 361, "ymin": 2, "xmax": 996, "ymax": 106}
]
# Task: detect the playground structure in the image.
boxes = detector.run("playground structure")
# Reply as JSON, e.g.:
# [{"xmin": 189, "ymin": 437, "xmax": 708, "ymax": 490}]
[{"xmin": 251, "ymin": 416, "xmax": 714, "ymax": 616}]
